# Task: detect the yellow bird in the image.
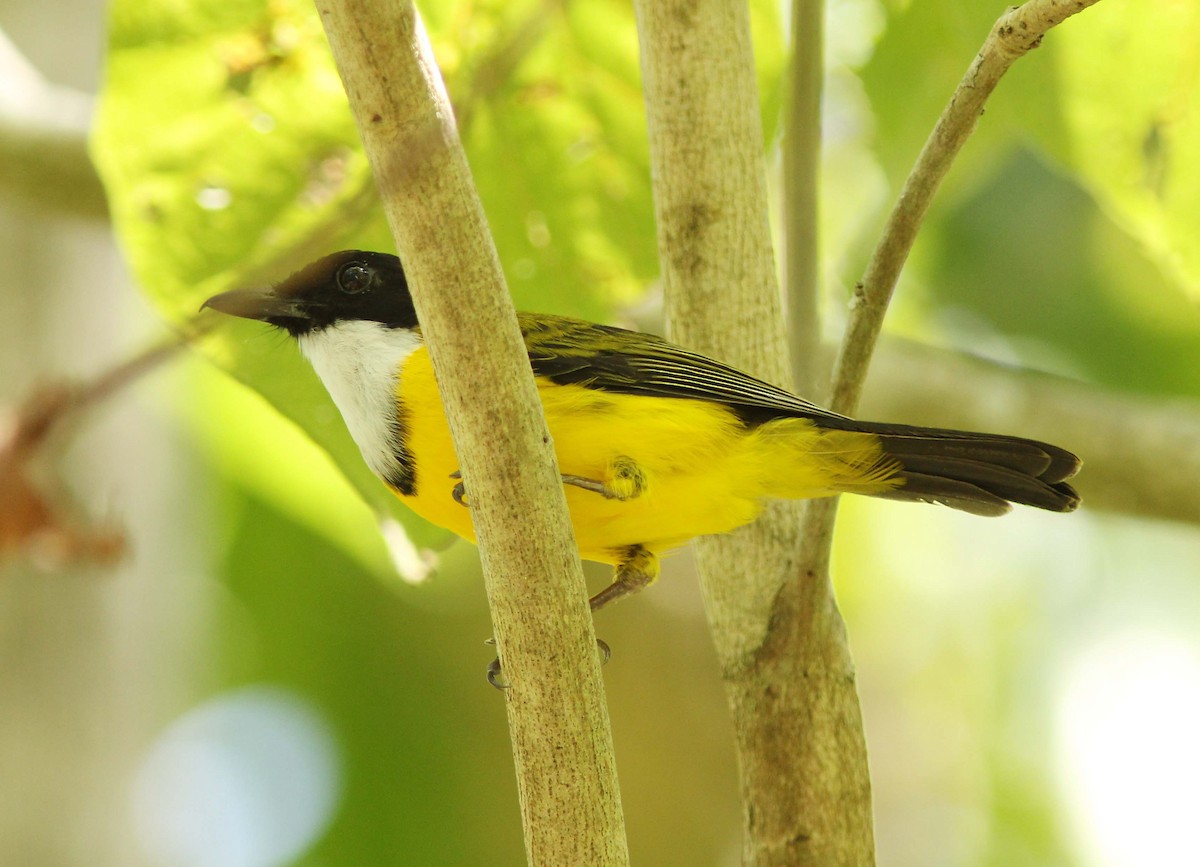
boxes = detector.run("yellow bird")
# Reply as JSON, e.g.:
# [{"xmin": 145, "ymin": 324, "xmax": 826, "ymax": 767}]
[{"xmin": 204, "ymin": 250, "xmax": 1080, "ymax": 610}]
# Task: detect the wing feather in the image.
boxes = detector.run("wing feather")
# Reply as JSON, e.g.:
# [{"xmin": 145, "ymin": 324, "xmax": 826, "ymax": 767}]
[{"xmin": 520, "ymin": 313, "xmax": 843, "ymax": 423}]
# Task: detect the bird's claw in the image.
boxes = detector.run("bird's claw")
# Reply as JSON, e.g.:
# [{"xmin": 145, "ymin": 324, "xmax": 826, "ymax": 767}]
[
  {"xmin": 486, "ymin": 656, "xmax": 509, "ymax": 690},
  {"xmin": 484, "ymin": 637, "xmax": 612, "ymax": 690},
  {"xmin": 450, "ymin": 470, "xmax": 468, "ymax": 507}
]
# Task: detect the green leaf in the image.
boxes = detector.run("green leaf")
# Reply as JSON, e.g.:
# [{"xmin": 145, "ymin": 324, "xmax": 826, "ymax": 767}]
[
  {"xmin": 861, "ymin": 1, "xmax": 1200, "ymax": 300},
  {"xmin": 456, "ymin": 0, "xmax": 659, "ymax": 318},
  {"xmin": 92, "ymin": 0, "xmax": 445, "ymax": 564},
  {"xmin": 91, "ymin": 0, "xmax": 786, "ymax": 573},
  {"xmin": 1039, "ymin": 3, "xmax": 1200, "ymax": 298}
]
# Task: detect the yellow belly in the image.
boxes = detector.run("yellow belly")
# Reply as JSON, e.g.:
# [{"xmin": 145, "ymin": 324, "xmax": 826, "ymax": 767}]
[{"xmin": 394, "ymin": 347, "xmax": 895, "ymax": 565}]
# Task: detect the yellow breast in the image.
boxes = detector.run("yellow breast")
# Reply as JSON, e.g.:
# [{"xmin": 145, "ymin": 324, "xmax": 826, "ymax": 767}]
[
  {"xmin": 392, "ymin": 346, "xmax": 891, "ymax": 565},
  {"xmin": 393, "ymin": 347, "xmax": 764, "ymax": 564}
]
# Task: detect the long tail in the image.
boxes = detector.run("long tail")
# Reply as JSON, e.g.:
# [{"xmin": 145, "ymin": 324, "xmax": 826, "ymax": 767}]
[{"xmin": 852, "ymin": 421, "xmax": 1081, "ymax": 516}]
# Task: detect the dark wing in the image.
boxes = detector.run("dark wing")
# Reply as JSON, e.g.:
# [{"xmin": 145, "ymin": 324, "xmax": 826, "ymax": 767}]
[
  {"xmin": 519, "ymin": 314, "xmax": 1082, "ymax": 507},
  {"xmin": 519, "ymin": 313, "xmax": 845, "ymax": 424}
]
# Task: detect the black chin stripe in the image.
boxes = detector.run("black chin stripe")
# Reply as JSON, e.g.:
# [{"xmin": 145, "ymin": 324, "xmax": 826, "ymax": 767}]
[
  {"xmin": 384, "ymin": 464, "xmax": 415, "ymax": 497},
  {"xmin": 383, "ymin": 408, "xmax": 417, "ymax": 496}
]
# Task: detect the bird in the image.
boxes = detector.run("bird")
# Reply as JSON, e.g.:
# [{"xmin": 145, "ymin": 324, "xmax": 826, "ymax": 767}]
[{"xmin": 203, "ymin": 249, "xmax": 1081, "ymax": 611}]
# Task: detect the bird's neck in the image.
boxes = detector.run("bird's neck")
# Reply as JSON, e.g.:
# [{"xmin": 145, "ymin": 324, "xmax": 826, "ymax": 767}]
[{"xmin": 298, "ymin": 320, "xmax": 421, "ymax": 493}]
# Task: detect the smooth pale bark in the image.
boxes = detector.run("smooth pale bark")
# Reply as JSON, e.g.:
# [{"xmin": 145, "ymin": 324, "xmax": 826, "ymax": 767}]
[
  {"xmin": 316, "ymin": 4, "xmax": 629, "ymax": 865},
  {"xmin": 783, "ymin": 0, "xmax": 824, "ymax": 400},
  {"xmin": 633, "ymin": 1, "xmax": 874, "ymax": 863}
]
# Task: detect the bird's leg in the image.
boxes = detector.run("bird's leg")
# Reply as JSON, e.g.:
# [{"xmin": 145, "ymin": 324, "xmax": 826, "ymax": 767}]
[
  {"xmin": 480, "ymin": 543, "xmax": 656, "ymax": 688},
  {"xmin": 564, "ymin": 455, "xmax": 648, "ymax": 501},
  {"xmin": 452, "ymin": 455, "xmax": 647, "ymax": 508},
  {"xmin": 589, "ymin": 544, "xmax": 660, "ymax": 612}
]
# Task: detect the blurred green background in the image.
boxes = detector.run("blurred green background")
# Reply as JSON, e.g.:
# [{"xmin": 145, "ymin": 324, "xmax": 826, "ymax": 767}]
[{"xmin": 2, "ymin": 0, "xmax": 1199, "ymax": 865}]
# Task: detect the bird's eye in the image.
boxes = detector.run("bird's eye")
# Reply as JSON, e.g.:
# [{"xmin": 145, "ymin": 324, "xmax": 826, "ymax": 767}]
[{"xmin": 336, "ymin": 263, "xmax": 373, "ymax": 294}]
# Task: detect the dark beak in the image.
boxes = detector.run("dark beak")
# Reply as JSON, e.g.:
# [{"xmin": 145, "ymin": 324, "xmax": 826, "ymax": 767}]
[{"xmin": 200, "ymin": 287, "xmax": 309, "ymax": 323}]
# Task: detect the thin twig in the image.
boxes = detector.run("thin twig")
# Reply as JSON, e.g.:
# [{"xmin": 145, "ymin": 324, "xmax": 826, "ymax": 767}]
[
  {"xmin": 829, "ymin": 0, "xmax": 1104, "ymax": 416},
  {"xmin": 64, "ymin": 320, "xmax": 212, "ymax": 427},
  {"xmin": 800, "ymin": 0, "xmax": 1105, "ymax": 564},
  {"xmin": 2, "ymin": 321, "xmax": 204, "ymax": 568},
  {"xmin": 11, "ymin": 320, "xmax": 208, "ymax": 458},
  {"xmin": 783, "ymin": 0, "xmax": 824, "ymax": 400}
]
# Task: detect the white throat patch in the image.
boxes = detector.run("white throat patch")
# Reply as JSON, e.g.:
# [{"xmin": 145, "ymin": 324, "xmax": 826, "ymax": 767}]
[{"xmin": 298, "ymin": 320, "xmax": 422, "ymax": 490}]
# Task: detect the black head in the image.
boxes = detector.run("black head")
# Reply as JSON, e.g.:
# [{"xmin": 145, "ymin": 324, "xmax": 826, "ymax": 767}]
[{"xmin": 202, "ymin": 250, "xmax": 418, "ymax": 337}]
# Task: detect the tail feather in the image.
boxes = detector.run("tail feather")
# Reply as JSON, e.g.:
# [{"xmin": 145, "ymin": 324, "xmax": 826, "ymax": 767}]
[
  {"xmin": 849, "ymin": 422, "xmax": 1082, "ymax": 515},
  {"xmin": 870, "ymin": 472, "xmax": 1012, "ymax": 516}
]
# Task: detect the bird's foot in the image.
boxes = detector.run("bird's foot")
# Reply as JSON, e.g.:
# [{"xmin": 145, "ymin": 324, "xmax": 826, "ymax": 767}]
[
  {"xmin": 588, "ymin": 544, "xmax": 660, "ymax": 612},
  {"xmin": 450, "ymin": 470, "xmax": 468, "ymax": 507},
  {"xmin": 452, "ymin": 457, "xmax": 646, "ymax": 508},
  {"xmin": 563, "ymin": 456, "xmax": 648, "ymax": 501},
  {"xmin": 485, "ymin": 637, "xmax": 611, "ymax": 690}
]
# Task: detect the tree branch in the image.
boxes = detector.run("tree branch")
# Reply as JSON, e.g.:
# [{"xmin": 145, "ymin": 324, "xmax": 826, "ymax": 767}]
[
  {"xmin": 829, "ymin": 0, "xmax": 1103, "ymax": 417},
  {"xmin": 314, "ymin": 3, "xmax": 629, "ymax": 865},
  {"xmin": 799, "ymin": 0, "xmax": 1106, "ymax": 607},
  {"xmin": 783, "ymin": 0, "xmax": 824, "ymax": 400},
  {"xmin": 633, "ymin": 0, "xmax": 873, "ymax": 863}
]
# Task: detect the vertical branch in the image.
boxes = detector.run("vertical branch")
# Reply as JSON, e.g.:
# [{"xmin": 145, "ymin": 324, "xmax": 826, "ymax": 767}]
[
  {"xmin": 634, "ymin": 0, "xmax": 790, "ymax": 641},
  {"xmin": 315, "ymin": 3, "xmax": 629, "ymax": 865},
  {"xmin": 783, "ymin": 0, "xmax": 825, "ymax": 399},
  {"xmin": 633, "ymin": 1, "xmax": 874, "ymax": 864}
]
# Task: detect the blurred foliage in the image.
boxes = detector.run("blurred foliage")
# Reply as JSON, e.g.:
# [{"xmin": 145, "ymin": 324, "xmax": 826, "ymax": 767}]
[
  {"xmin": 212, "ymin": 488, "xmax": 525, "ymax": 865},
  {"xmin": 198, "ymin": 463, "xmax": 739, "ymax": 866},
  {"xmin": 925, "ymin": 149, "xmax": 1200, "ymax": 400},
  {"xmin": 92, "ymin": 0, "xmax": 785, "ymax": 573},
  {"xmin": 861, "ymin": 0, "xmax": 1200, "ymax": 302},
  {"xmin": 79, "ymin": 0, "xmax": 1200, "ymax": 864},
  {"xmin": 859, "ymin": 0, "xmax": 1200, "ymax": 404},
  {"xmin": 851, "ymin": 5, "xmax": 1200, "ymax": 864},
  {"xmin": 1048, "ymin": 3, "xmax": 1200, "ymax": 298}
]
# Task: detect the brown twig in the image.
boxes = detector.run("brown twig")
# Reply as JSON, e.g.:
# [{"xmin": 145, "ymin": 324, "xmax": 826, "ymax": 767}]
[
  {"xmin": 829, "ymin": 0, "xmax": 1104, "ymax": 416},
  {"xmin": 800, "ymin": 0, "xmax": 1106, "ymax": 578},
  {"xmin": 1, "ymin": 320, "xmax": 205, "ymax": 568}
]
